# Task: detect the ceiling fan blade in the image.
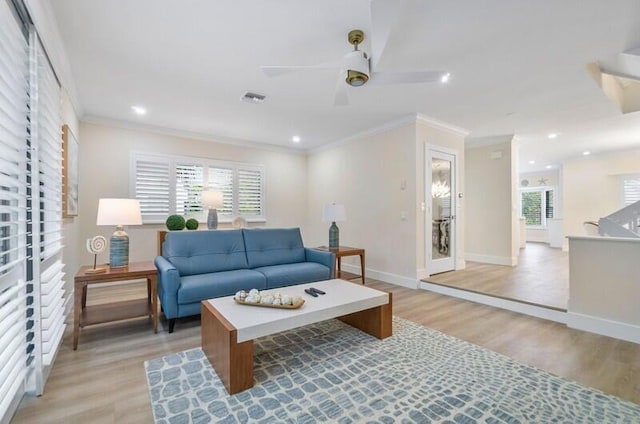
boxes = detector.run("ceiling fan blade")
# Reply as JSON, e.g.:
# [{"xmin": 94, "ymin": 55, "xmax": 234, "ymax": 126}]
[
  {"xmin": 370, "ymin": 71, "xmax": 446, "ymax": 85},
  {"xmin": 334, "ymin": 72, "xmax": 349, "ymax": 106},
  {"xmin": 260, "ymin": 61, "xmax": 342, "ymax": 77},
  {"xmin": 369, "ymin": 0, "xmax": 415, "ymax": 70}
]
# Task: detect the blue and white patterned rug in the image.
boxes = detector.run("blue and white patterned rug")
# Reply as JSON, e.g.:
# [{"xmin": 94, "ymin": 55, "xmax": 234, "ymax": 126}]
[{"xmin": 145, "ymin": 317, "xmax": 640, "ymax": 423}]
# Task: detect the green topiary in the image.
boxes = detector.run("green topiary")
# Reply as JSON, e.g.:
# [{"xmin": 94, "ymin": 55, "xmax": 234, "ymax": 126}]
[
  {"xmin": 165, "ymin": 214, "xmax": 186, "ymax": 231},
  {"xmin": 185, "ymin": 218, "xmax": 199, "ymax": 230}
]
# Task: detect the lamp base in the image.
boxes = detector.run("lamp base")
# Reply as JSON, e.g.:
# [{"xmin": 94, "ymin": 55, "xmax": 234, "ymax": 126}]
[
  {"xmin": 207, "ymin": 208, "xmax": 219, "ymax": 230},
  {"xmin": 85, "ymin": 267, "xmax": 107, "ymax": 274},
  {"xmin": 110, "ymin": 227, "xmax": 129, "ymax": 268},
  {"xmin": 329, "ymin": 222, "xmax": 339, "ymax": 248}
]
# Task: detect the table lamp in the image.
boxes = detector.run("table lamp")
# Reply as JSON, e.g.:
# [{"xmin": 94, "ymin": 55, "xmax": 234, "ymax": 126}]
[
  {"xmin": 96, "ymin": 198, "xmax": 142, "ymax": 268},
  {"xmin": 322, "ymin": 203, "xmax": 346, "ymax": 248},
  {"xmin": 202, "ymin": 190, "xmax": 224, "ymax": 229}
]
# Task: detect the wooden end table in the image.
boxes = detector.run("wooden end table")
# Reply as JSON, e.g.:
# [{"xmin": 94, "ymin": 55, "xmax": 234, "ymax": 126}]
[
  {"xmin": 73, "ymin": 261, "xmax": 158, "ymax": 350},
  {"xmin": 315, "ymin": 246, "xmax": 366, "ymax": 284}
]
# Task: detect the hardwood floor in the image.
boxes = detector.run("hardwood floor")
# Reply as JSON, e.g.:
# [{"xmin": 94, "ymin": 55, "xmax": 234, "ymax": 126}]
[
  {"xmin": 426, "ymin": 242, "xmax": 569, "ymax": 310},
  {"xmin": 13, "ymin": 278, "xmax": 639, "ymax": 423}
]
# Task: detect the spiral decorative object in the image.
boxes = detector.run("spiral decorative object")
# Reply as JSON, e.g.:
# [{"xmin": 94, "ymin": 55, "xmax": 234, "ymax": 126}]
[
  {"xmin": 86, "ymin": 235, "xmax": 107, "ymax": 254},
  {"xmin": 85, "ymin": 235, "xmax": 107, "ymax": 273}
]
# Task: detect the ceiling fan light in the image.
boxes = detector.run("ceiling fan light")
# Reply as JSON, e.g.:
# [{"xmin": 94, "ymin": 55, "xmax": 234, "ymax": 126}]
[{"xmin": 346, "ymin": 70, "xmax": 369, "ymax": 87}]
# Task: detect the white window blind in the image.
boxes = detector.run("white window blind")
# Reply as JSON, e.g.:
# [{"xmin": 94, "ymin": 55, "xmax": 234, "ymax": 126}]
[
  {"xmin": 238, "ymin": 167, "xmax": 263, "ymax": 217},
  {"xmin": 0, "ymin": 1, "xmax": 29, "ymax": 420},
  {"xmin": 623, "ymin": 176, "xmax": 640, "ymax": 206},
  {"xmin": 176, "ymin": 164, "xmax": 204, "ymax": 215},
  {"xmin": 131, "ymin": 153, "xmax": 266, "ymax": 223},
  {"xmin": 31, "ymin": 37, "xmax": 66, "ymax": 371},
  {"xmin": 208, "ymin": 166, "xmax": 233, "ymax": 215},
  {"xmin": 133, "ymin": 158, "xmax": 170, "ymax": 223}
]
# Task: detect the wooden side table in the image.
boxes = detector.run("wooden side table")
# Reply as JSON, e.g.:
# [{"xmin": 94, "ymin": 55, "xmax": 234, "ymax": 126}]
[
  {"xmin": 73, "ymin": 261, "xmax": 158, "ymax": 350},
  {"xmin": 315, "ymin": 246, "xmax": 366, "ymax": 284}
]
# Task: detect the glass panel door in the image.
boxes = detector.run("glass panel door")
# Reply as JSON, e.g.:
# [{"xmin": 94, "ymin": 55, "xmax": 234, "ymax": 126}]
[{"xmin": 427, "ymin": 149, "xmax": 456, "ymax": 275}]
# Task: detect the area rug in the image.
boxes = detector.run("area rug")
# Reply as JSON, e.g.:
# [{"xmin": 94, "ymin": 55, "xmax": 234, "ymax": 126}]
[{"xmin": 145, "ymin": 317, "xmax": 640, "ymax": 423}]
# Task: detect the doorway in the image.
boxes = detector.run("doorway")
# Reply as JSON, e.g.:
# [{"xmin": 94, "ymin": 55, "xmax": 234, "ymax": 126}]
[{"xmin": 427, "ymin": 149, "xmax": 457, "ymax": 275}]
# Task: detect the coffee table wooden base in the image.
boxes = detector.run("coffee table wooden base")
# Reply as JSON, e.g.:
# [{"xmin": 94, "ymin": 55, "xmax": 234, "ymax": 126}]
[
  {"xmin": 201, "ymin": 293, "xmax": 392, "ymax": 395},
  {"xmin": 201, "ymin": 302, "xmax": 254, "ymax": 394}
]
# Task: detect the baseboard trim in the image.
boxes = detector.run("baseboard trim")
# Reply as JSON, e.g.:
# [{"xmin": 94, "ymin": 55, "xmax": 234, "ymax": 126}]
[
  {"xmin": 566, "ymin": 312, "xmax": 640, "ymax": 344},
  {"xmin": 465, "ymin": 253, "xmax": 517, "ymax": 266},
  {"xmin": 419, "ymin": 281, "xmax": 568, "ymax": 324},
  {"xmin": 341, "ymin": 264, "xmax": 418, "ymax": 289}
]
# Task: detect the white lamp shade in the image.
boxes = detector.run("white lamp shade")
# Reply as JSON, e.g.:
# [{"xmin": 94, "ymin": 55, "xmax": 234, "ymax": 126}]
[
  {"xmin": 322, "ymin": 203, "xmax": 346, "ymax": 222},
  {"xmin": 202, "ymin": 190, "xmax": 224, "ymax": 208},
  {"xmin": 96, "ymin": 198, "xmax": 142, "ymax": 226}
]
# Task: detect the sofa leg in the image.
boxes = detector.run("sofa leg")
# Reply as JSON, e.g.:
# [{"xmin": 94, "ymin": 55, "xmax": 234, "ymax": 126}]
[{"xmin": 168, "ymin": 319, "xmax": 176, "ymax": 333}]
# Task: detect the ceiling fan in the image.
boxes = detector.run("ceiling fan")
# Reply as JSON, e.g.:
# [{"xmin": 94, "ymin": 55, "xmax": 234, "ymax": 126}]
[{"xmin": 260, "ymin": 29, "xmax": 449, "ymax": 106}]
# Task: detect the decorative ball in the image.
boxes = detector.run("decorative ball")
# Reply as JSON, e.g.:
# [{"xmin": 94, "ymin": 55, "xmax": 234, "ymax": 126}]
[
  {"xmin": 185, "ymin": 218, "xmax": 199, "ymax": 230},
  {"xmin": 86, "ymin": 235, "xmax": 107, "ymax": 254},
  {"xmin": 166, "ymin": 215, "xmax": 186, "ymax": 231}
]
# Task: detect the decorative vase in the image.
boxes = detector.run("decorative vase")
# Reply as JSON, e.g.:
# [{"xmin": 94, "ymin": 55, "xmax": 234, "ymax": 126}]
[{"xmin": 329, "ymin": 221, "xmax": 339, "ymax": 248}]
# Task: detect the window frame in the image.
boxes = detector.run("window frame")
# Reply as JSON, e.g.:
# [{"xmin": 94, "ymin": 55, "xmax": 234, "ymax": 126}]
[
  {"xmin": 520, "ymin": 186, "xmax": 555, "ymax": 229},
  {"xmin": 130, "ymin": 152, "xmax": 266, "ymax": 224}
]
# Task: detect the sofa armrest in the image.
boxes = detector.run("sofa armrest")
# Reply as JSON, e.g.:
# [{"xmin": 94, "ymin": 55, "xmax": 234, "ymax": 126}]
[
  {"xmin": 305, "ymin": 248, "xmax": 335, "ymax": 277},
  {"xmin": 154, "ymin": 256, "xmax": 181, "ymax": 319}
]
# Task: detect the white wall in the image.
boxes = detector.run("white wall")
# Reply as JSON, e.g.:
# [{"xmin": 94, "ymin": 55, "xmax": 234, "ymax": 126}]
[
  {"xmin": 77, "ymin": 122, "xmax": 308, "ymax": 266},
  {"xmin": 464, "ymin": 137, "xmax": 518, "ymax": 265},
  {"xmin": 567, "ymin": 236, "xmax": 640, "ymax": 343},
  {"xmin": 563, "ymin": 148, "xmax": 640, "ymax": 249},
  {"xmin": 306, "ymin": 118, "xmax": 466, "ymax": 287},
  {"xmin": 306, "ymin": 123, "xmax": 417, "ymax": 285}
]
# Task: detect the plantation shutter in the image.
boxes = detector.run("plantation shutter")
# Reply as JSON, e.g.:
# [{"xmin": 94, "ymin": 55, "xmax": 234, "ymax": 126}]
[
  {"xmin": 31, "ymin": 38, "xmax": 66, "ymax": 372},
  {"xmin": 175, "ymin": 164, "xmax": 203, "ymax": 215},
  {"xmin": 237, "ymin": 167, "xmax": 263, "ymax": 218},
  {"xmin": 545, "ymin": 190, "xmax": 554, "ymax": 219},
  {"xmin": 208, "ymin": 166, "xmax": 233, "ymax": 215},
  {"xmin": 0, "ymin": 1, "xmax": 30, "ymax": 420},
  {"xmin": 623, "ymin": 176, "xmax": 640, "ymax": 206},
  {"xmin": 134, "ymin": 156, "xmax": 171, "ymax": 222}
]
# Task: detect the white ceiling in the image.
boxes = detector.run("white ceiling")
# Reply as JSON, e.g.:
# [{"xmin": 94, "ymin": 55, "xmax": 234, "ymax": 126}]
[{"xmin": 49, "ymin": 0, "xmax": 640, "ymax": 171}]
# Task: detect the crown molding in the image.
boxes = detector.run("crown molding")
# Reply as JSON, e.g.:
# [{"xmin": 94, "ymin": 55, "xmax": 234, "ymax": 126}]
[
  {"xmin": 24, "ymin": 0, "xmax": 84, "ymax": 117},
  {"xmin": 81, "ymin": 115, "xmax": 307, "ymax": 156},
  {"xmin": 416, "ymin": 113, "xmax": 470, "ymax": 137},
  {"xmin": 309, "ymin": 115, "xmax": 417, "ymax": 154}
]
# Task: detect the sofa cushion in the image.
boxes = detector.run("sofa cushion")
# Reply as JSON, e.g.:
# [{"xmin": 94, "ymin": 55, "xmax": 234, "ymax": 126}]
[
  {"xmin": 163, "ymin": 230, "xmax": 249, "ymax": 276},
  {"xmin": 177, "ymin": 269, "xmax": 266, "ymax": 304},
  {"xmin": 243, "ymin": 228, "xmax": 306, "ymax": 269},
  {"xmin": 254, "ymin": 262, "xmax": 331, "ymax": 289}
]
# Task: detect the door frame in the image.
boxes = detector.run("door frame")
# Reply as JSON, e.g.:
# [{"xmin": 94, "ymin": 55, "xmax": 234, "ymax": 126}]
[{"xmin": 425, "ymin": 145, "xmax": 458, "ymax": 275}]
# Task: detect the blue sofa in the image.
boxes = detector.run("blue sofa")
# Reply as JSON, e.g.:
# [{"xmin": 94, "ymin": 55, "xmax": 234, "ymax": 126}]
[{"xmin": 154, "ymin": 227, "xmax": 334, "ymax": 332}]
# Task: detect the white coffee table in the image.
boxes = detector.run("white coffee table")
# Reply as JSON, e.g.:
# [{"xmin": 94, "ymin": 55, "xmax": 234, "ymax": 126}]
[{"xmin": 201, "ymin": 279, "xmax": 392, "ymax": 394}]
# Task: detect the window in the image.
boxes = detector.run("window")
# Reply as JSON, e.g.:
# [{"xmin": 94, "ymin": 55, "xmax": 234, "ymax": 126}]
[
  {"xmin": 622, "ymin": 175, "xmax": 640, "ymax": 206},
  {"xmin": 131, "ymin": 153, "xmax": 265, "ymax": 223},
  {"xmin": 520, "ymin": 188, "xmax": 554, "ymax": 227}
]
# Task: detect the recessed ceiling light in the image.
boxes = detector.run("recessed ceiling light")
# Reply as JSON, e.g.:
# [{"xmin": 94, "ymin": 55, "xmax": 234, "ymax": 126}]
[
  {"xmin": 292, "ymin": 136, "xmax": 301, "ymax": 143},
  {"xmin": 440, "ymin": 73, "xmax": 451, "ymax": 83},
  {"xmin": 547, "ymin": 133, "xmax": 558, "ymax": 139},
  {"xmin": 131, "ymin": 106, "xmax": 146, "ymax": 115},
  {"xmin": 545, "ymin": 165, "xmax": 553, "ymax": 169},
  {"xmin": 528, "ymin": 160, "xmax": 535, "ymax": 164},
  {"xmin": 583, "ymin": 151, "xmax": 591, "ymax": 156}
]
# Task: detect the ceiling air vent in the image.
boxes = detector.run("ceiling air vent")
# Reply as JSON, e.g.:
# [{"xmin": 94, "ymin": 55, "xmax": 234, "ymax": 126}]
[{"xmin": 241, "ymin": 92, "xmax": 266, "ymax": 103}]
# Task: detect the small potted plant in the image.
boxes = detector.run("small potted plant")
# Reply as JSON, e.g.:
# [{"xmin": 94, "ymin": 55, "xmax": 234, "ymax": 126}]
[{"xmin": 165, "ymin": 214, "xmax": 186, "ymax": 231}]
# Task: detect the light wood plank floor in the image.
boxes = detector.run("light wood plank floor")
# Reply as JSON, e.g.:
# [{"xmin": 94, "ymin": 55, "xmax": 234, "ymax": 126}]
[
  {"xmin": 14, "ymin": 278, "xmax": 638, "ymax": 423},
  {"xmin": 426, "ymin": 242, "xmax": 569, "ymax": 310}
]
